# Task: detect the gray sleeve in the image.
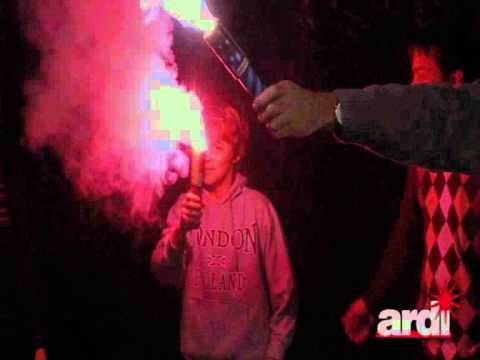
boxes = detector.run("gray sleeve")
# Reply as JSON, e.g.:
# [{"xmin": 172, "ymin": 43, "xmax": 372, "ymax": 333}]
[
  {"xmin": 261, "ymin": 199, "xmax": 297, "ymax": 360},
  {"xmin": 333, "ymin": 80, "xmax": 480, "ymax": 174}
]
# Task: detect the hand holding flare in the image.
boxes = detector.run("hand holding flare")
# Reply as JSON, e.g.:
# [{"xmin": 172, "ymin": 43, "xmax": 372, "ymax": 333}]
[
  {"xmin": 180, "ymin": 144, "xmax": 205, "ymax": 231},
  {"xmin": 166, "ymin": 148, "xmax": 204, "ymax": 251},
  {"xmin": 164, "ymin": 127, "xmax": 207, "ymax": 250}
]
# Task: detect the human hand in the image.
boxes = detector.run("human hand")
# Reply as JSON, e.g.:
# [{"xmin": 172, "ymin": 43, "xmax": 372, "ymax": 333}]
[
  {"xmin": 253, "ymin": 80, "xmax": 338, "ymax": 138},
  {"xmin": 180, "ymin": 192, "xmax": 203, "ymax": 230},
  {"xmin": 341, "ymin": 297, "xmax": 375, "ymax": 345}
]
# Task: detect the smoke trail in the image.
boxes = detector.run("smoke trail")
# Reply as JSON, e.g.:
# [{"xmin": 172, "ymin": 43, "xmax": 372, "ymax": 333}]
[{"xmin": 20, "ymin": 0, "xmax": 195, "ymax": 227}]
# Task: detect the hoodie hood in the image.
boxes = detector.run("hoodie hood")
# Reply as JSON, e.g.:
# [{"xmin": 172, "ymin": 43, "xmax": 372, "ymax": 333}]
[{"xmin": 203, "ymin": 173, "xmax": 247, "ymax": 205}]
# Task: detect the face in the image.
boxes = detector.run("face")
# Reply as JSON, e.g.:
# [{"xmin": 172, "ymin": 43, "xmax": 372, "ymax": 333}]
[
  {"xmin": 204, "ymin": 128, "xmax": 239, "ymax": 189},
  {"xmin": 411, "ymin": 46, "xmax": 445, "ymax": 85}
]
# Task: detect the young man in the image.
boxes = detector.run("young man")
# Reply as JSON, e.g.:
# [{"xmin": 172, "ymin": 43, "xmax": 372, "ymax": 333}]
[
  {"xmin": 151, "ymin": 106, "xmax": 297, "ymax": 360},
  {"xmin": 342, "ymin": 41, "xmax": 480, "ymax": 359}
]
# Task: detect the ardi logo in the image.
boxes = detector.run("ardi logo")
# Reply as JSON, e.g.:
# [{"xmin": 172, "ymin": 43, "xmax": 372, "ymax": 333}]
[{"xmin": 376, "ymin": 287, "xmax": 461, "ymax": 339}]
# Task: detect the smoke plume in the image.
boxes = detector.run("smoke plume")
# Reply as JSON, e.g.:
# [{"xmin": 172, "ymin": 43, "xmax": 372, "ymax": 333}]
[{"xmin": 20, "ymin": 0, "xmax": 195, "ymax": 227}]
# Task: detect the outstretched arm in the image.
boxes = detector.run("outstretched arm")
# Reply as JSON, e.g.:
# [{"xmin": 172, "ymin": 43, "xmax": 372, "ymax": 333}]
[{"xmin": 254, "ymin": 80, "xmax": 480, "ymax": 173}]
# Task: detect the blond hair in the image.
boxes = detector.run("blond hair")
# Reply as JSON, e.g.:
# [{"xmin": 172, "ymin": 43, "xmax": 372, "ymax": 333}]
[{"xmin": 203, "ymin": 105, "xmax": 249, "ymax": 161}]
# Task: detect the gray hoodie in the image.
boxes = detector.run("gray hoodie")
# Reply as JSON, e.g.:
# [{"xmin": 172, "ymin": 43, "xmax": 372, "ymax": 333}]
[{"xmin": 151, "ymin": 174, "xmax": 297, "ymax": 360}]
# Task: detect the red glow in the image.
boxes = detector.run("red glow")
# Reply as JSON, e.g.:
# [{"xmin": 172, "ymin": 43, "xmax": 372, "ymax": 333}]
[{"xmin": 411, "ymin": 47, "xmax": 445, "ymax": 85}]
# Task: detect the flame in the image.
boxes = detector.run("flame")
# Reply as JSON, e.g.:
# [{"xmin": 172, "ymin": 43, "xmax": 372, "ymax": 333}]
[
  {"xmin": 142, "ymin": 0, "xmax": 217, "ymax": 33},
  {"xmin": 148, "ymin": 84, "xmax": 207, "ymax": 153}
]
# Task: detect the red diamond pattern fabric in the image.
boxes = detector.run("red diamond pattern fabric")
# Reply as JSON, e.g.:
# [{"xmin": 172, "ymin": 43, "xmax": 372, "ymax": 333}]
[{"xmin": 415, "ymin": 168, "xmax": 480, "ymax": 359}]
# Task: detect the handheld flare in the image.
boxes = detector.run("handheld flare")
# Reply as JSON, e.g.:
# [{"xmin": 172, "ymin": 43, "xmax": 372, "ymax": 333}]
[
  {"xmin": 204, "ymin": 24, "xmax": 266, "ymax": 97},
  {"xmin": 189, "ymin": 148, "xmax": 205, "ymax": 195}
]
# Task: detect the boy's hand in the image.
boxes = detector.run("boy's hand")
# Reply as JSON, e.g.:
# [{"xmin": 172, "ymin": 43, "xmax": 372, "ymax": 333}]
[
  {"xmin": 180, "ymin": 192, "xmax": 203, "ymax": 230},
  {"xmin": 341, "ymin": 297, "xmax": 375, "ymax": 345}
]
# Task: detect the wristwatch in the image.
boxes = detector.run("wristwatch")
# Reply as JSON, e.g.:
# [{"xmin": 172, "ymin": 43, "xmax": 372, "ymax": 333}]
[{"xmin": 334, "ymin": 101, "xmax": 343, "ymax": 125}]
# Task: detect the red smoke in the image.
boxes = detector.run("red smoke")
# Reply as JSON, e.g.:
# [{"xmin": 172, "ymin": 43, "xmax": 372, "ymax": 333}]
[{"xmin": 20, "ymin": 0, "xmax": 198, "ymax": 227}]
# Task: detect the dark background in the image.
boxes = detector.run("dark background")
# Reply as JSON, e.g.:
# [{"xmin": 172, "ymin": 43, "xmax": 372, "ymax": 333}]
[{"xmin": 2, "ymin": 0, "xmax": 480, "ymax": 359}]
